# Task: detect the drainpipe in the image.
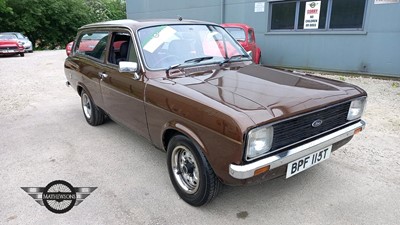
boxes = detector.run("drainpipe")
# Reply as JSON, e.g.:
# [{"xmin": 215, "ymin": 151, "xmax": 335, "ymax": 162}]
[{"xmin": 220, "ymin": 0, "xmax": 225, "ymax": 24}]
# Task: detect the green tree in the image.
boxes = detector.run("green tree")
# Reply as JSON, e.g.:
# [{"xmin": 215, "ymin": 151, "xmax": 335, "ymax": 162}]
[
  {"xmin": 0, "ymin": 0, "xmax": 126, "ymax": 49},
  {"xmin": 0, "ymin": 0, "xmax": 11, "ymax": 13},
  {"xmin": 85, "ymin": 0, "xmax": 126, "ymax": 22},
  {"xmin": 0, "ymin": 0, "xmax": 13, "ymax": 26}
]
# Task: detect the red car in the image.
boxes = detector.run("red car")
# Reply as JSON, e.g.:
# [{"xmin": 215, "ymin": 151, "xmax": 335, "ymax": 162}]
[
  {"xmin": 66, "ymin": 41, "xmax": 74, "ymax": 56},
  {"xmin": 221, "ymin": 23, "xmax": 261, "ymax": 64},
  {"xmin": 0, "ymin": 34, "xmax": 25, "ymax": 57}
]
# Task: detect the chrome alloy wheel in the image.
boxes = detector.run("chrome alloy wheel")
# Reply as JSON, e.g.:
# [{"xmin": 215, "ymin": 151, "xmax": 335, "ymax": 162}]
[
  {"xmin": 171, "ymin": 145, "xmax": 200, "ymax": 194},
  {"xmin": 82, "ymin": 93, "xmax": 92, "ymax": 119}
]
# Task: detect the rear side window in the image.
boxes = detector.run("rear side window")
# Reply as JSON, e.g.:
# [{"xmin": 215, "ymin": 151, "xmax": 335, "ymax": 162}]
[
  {"xmin": 248, "ymin": 29, "xmax": 254, "ymax": 43},
  {"xmin": 74, "ymin": 32, "xmax": 109, "ymax": 61}
]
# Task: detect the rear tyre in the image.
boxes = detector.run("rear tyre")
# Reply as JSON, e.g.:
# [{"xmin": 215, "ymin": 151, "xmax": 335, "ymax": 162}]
[
  {"xmin": 81, "ymin": 90, "xmax": 105, "ymax": 126},
  {"xmin": 167, "ymin": 135, "xmax": 221, "ymax": 206}
]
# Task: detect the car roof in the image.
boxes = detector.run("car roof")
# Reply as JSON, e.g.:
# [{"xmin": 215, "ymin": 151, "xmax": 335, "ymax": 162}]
[
  {"xmin": 0, "ymin": 32, "xmax": 22, "ymax": 35},
  {"xmin": 79, "ymin": 19, "xmax": 219, "ymax": 31},
  {"xmin": 221, "ymin": 23, "xmax": 253, "ymax": 30}
]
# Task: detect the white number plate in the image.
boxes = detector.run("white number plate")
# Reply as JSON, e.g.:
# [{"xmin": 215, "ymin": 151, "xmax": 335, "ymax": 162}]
[
  {"xmin": 286, "ymin": 145, "xmax": 332, "ymax": 178},
  {"xmin": 1, "ymin": 50, "xmax": 15, "ymax": 53}
]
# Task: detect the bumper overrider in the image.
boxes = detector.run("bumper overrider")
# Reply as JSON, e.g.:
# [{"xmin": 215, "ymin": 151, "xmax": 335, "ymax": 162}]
[{"xmin": 229, "ymin": 120, "xmax": 366, "ymax": 179}]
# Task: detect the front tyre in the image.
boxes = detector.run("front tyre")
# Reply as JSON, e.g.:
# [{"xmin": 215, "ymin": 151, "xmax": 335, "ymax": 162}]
[
  {"xmin": 20, "ymin": 53, "xmax": 25, "ymax": 57},
  {"xmin": 81, "ymin": 90, "xmax": 105, "ymax": 126},
  {"xmin": 167, "ymin": 135, "xmax": 221, "ymax": 206}
]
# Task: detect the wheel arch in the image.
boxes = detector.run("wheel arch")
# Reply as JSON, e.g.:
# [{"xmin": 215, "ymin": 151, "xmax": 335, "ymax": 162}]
[
  {"xmin": 162, "ymin": 123, "xmax": 207, "ymax": 155},
  {"xmin": 76, "ymin": 82, "xmax": 89, "ymax": 96},
  {"xmin": 256, "ymin": 48, "xmax": 262, "ymax": 64}
]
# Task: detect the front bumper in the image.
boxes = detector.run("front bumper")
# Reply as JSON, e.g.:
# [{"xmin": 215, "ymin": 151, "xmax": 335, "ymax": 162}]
[
  {"xmin": 0, "ymin": 49, "xmax": 24, "ymax": 55},
  {"xmin": 20, "ymin": 41, "xmax": 33, "ymax": 52},
  {"xmin": 229, "ymin": 120, "xmax": 366, "ymax": 179},
  {"xmin": 24, "ymin": 43, "xmax": 33, "ymax": 51}
]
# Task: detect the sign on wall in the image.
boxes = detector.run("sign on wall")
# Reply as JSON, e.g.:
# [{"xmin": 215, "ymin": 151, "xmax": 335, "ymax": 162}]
[
  {"xmin": 254, "ymin": 2, "xmax": 265, "ymax": 12},
  {"xmin": 374, "ymin": 0, "xmax": 399, "ymax": 4},
  {"xmin": 304, "ymin": 1, "xmax": 321, "ymax": 29}
]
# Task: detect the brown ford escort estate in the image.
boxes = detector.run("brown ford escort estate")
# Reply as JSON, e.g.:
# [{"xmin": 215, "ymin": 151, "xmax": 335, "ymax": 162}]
[{"xmin": 64, "ymin": 19, "xmax": 367, "ymax": 206}]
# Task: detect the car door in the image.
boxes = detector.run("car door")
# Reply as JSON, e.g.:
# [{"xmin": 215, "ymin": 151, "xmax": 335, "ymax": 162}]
[
  {"xmin": 68, "ymin": 31, "xmax": 110, "ymax": 108},
  {"xmin": 99, "ymin": 31, "xmax": 150, "ymax": 140}
]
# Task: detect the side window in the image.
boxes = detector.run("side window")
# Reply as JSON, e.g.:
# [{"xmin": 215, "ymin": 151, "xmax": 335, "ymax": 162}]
[
  {"xmin": 108, "ymin": 32, "xmax": 138, "ymax": 65},
  {"xmin": 248, "ymin": 30, "xmax": 254, "ymax": 43},
  {"xmin": 74, "ymin": 32, "xmax": 109, "ymax": 60}
]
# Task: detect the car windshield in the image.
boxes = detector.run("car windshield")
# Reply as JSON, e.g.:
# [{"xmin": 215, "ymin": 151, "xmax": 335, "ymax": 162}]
[
  {"xmin": 12, "ymin": 33, "xmax": 25, "ymax": 39},
  {"xmin": 138, "ymin": 24, "xmax": 248, "ymax": 70},
  {"xmin": 0, "ymin": 35, "xmax": 17, "ymax": 40},
  {"xmin": 225, "ymin": 27, "xmax": 246, "ymax": 42}
]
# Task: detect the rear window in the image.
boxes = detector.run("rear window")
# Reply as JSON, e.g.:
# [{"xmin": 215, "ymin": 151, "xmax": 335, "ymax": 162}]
[{"xmin": 225, "ymin": 27, "xmax": 246, "ymax": 42}]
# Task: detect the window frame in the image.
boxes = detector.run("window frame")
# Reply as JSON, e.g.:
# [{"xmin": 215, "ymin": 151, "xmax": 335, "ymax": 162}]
[{"xmin": 268, "ymin": 0, "xmax": 368, "ymax": 33}]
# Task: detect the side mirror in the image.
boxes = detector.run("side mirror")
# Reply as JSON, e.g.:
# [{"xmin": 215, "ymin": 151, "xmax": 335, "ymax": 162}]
[
  {"xmin": 119, "ymin": 61, "xmax": 140, "ymax": 80},
  {"xmin": 119, "ymin": 61, "xmax": 137, "ymax": 72}
]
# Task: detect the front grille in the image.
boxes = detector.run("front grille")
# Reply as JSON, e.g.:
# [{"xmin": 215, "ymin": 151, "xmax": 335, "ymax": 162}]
[
  {"xmin": 0, "ymin": 46, "xmax": 18, "ymax": 50},
  {"xmin": 271, "ymin": 101, "xmax": 351, "ymax": 151}
]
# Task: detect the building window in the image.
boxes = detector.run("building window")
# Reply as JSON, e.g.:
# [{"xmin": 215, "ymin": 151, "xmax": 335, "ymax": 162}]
[
  {"xmin": 330, "ymin": 0, "xmax": 366, "ymax": 29},
  {"xmin": 269, "ymin": 0, "xmax": 367, "ymax": 31},
  {"xmin": 271, "ymin": 2, "xmax": 297, "ymax": 30}
]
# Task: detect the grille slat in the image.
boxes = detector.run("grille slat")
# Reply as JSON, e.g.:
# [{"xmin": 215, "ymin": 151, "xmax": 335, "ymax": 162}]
[
  {"xmin": 0, "ymin": 46, "xmax": 18, "ymax": 50},
  {"xmin": 271, "ymin": 102, "xmax": 351, "ymax": 151}
]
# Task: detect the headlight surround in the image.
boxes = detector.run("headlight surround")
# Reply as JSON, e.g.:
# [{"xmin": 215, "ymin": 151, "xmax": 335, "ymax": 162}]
[
  {"xmin": 246, "ymin": 125, "xmax": 274, "ymax": 160},
  {"xmin": 347, "ymin": 97, "xmax": 367, "ymax": 121}
]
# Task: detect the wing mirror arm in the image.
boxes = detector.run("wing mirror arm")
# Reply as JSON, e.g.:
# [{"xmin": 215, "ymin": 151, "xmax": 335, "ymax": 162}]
[{"xmin": 119, "ymin": 61, "xmax": 140, "ymax": 80}]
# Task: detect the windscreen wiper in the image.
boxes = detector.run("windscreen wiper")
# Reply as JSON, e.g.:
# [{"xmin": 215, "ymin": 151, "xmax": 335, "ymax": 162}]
[
  {"xmin": 166, "ymin": 63, "xmax": 181, "ymax": 76},
  {"xmin": 166, "ymin": 57, "xmax": 215, "ymax": 76},
  {"xmin": 219, "ymin": 54, "xmax": 250, "ymax": 66},
  {"xmin": 184, "ymin": 56, "xmax": 214, "ymax": 63}
]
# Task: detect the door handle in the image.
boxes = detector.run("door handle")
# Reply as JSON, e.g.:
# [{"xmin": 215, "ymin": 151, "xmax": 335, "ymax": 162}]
[{"xmin": 98, "ymin": 72, "xmax": 108, "ymax": 79}]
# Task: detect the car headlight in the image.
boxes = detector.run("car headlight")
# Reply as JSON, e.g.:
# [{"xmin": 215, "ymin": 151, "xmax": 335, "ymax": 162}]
[
  {"xmin": 246, "ymin": 125, "xmax": 274, "ymax": 160},
  {"xmin": 347, "ymin": 97, "xmax": 367, "ymax": 121}
]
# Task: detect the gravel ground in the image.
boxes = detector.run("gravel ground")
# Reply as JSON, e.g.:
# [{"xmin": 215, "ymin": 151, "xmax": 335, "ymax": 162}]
[
  {"xmin": 0, "ymin": 50, "xmax": 399, "ymax": 224},
  {"xmin": 309, "ymin": 72, "xmax": 400, "ymax": 187}
]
